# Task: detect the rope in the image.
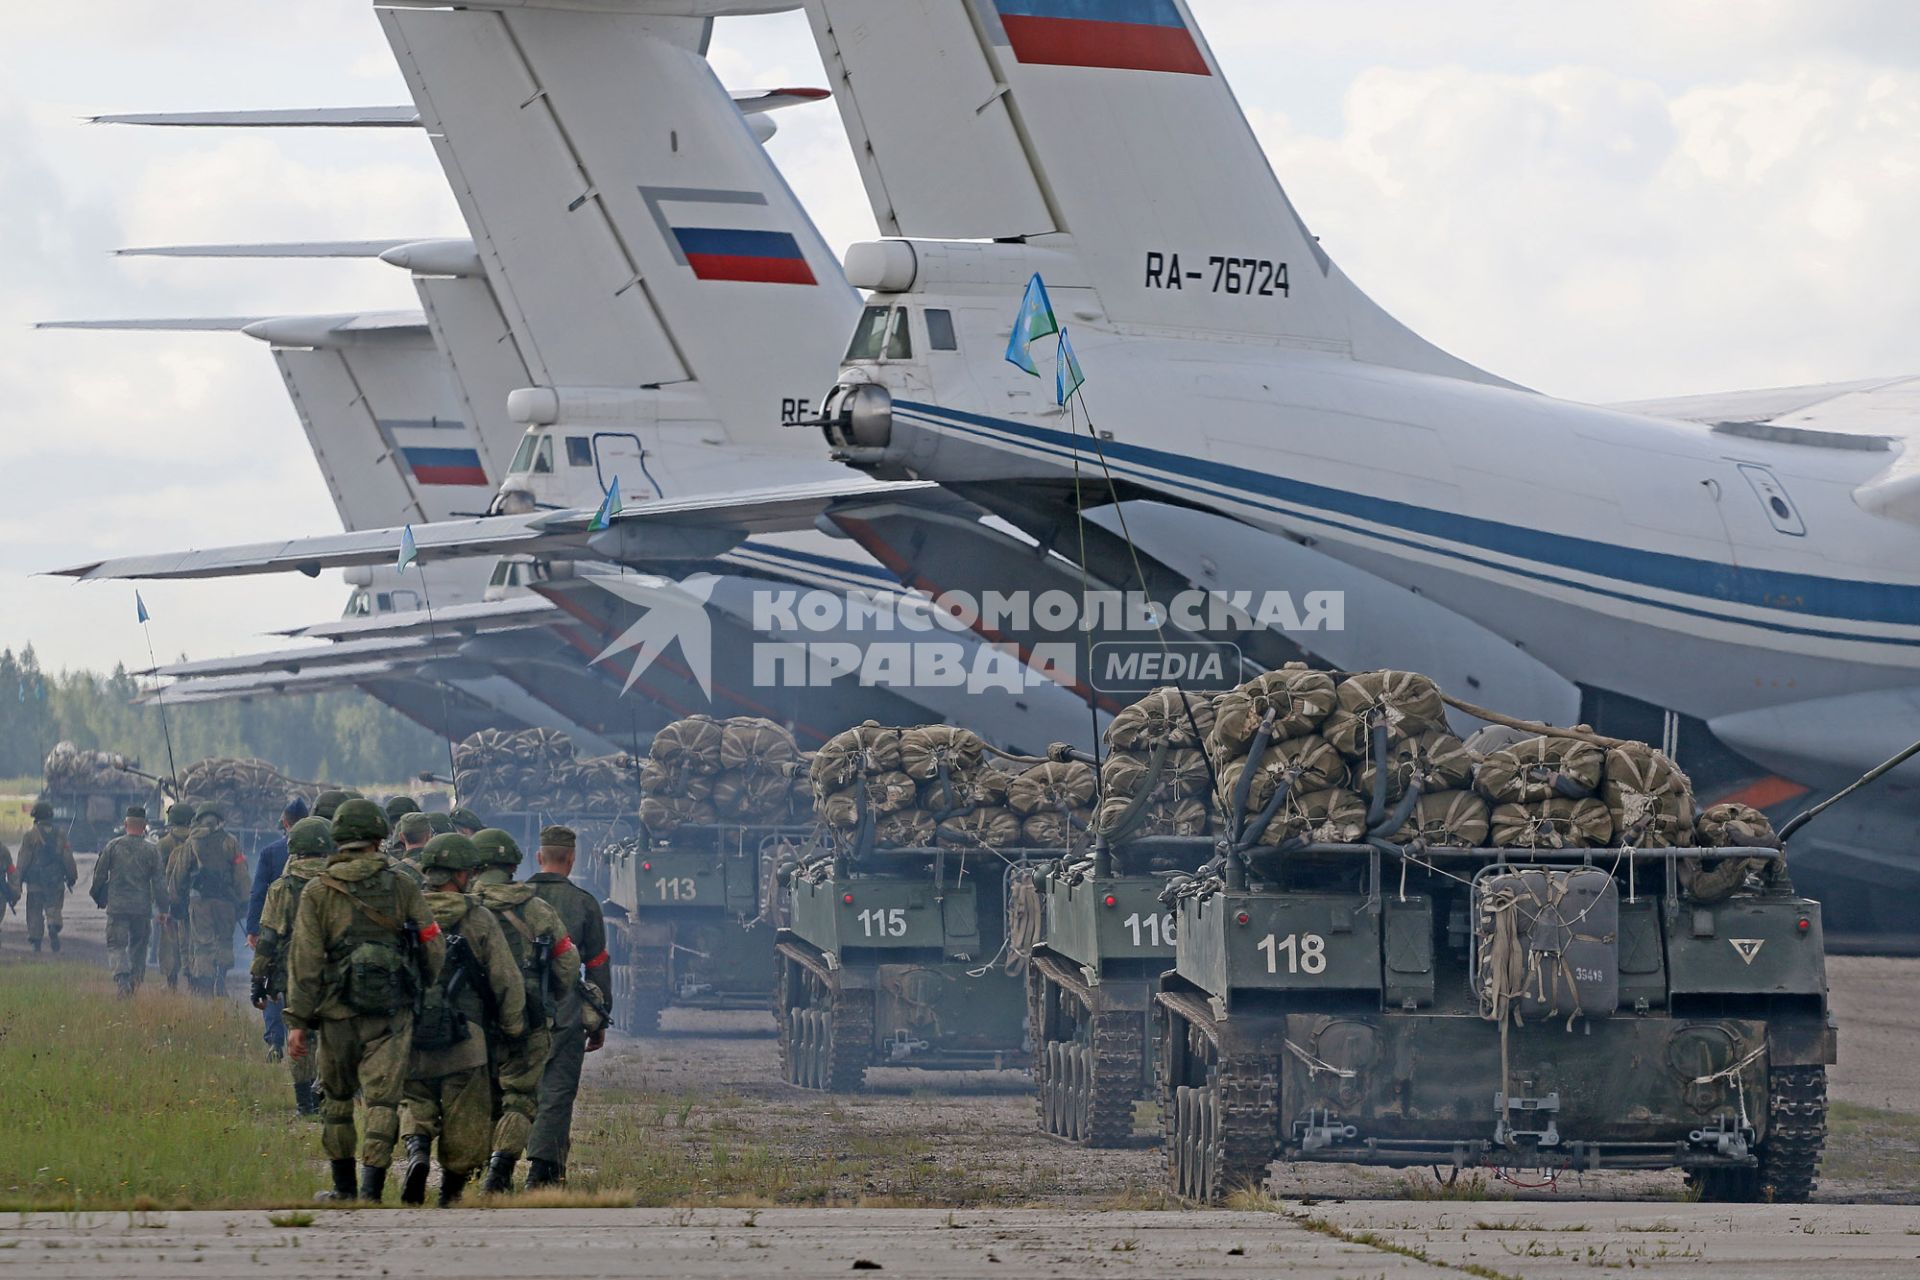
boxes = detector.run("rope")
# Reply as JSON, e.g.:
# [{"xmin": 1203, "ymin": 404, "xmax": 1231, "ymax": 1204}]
[
  {"xmin": 1437, "ymin": 694, "xmax": 1629, "ymax": 749},
  {"xmin": 1284, "ymin": 1038, "xmax": 1356, "ymax": 1079},
  {"xmin": 1691, "ymin": 1043, "xmax": 1767, "ymax": 1087}
]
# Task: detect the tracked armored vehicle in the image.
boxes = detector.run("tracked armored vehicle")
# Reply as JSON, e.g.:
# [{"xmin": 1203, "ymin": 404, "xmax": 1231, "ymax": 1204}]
[
  {"xmin": 1026, "ymin": 836, "xmax": 1181, "ymax": 1146},
  {"xmin": 1156, "ymin": 828, "xmax": 1834, "ymax": 1202},
  {"xmin": 604, "ymin": 822, "xmax": 803, "ymax": 1033}
]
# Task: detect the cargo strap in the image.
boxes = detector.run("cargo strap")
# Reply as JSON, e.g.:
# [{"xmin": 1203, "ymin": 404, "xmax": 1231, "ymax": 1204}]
[{"xmin": 314, "ymin": 875, "xmax": 403, "ymax": 932}]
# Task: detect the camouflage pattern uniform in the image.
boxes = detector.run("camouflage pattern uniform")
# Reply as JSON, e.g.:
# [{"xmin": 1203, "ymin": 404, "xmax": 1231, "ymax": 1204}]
[
  {"xmin": 389, "ymin": 812, "xmax": 432, "ymax": 888},
  {"xmin": 470, "ymin": 828, "xmax": 580, "ymax": 1194},
  {"xmin": 400, "ymin": 834, "xmax": 527, "ymax": 1207},
  {"xmin": 90, "ymin": 810, "xmax": 165, "ymax": 992},
  {"xmin": 527, "ymin": 827, "xmax": 611, "ymax": 1184},
  {"xmin": 0, "ymin": 841, "xmax": 16, "ymax": 937},
  {"xmin": 286, "ymin": 800, "xmax": 444, "ymax": 1203},
  {"xmin": 152, "ymin": 804, "xmax": 195, "ymax": 987},
  {"xmin": 171, "ymin": 807, "xmax": 249, "ymax": 995},
  {"xmin": 251, "ymin": 818, "xmax": 334, "ymax": 1115},
  {"xmin": 13, "ymin": 805, "xmax": 77, "ymax": 951}
]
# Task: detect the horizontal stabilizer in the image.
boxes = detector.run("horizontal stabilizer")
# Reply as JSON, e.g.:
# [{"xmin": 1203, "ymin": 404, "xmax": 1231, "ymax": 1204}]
[
  {"xmin": 93, "ymin": 106, "xmax": 419, "ymax": 128},
  {"xmin": 36, "ymin": 317, "xmax": 267, "ymax": 332},
  {"xmin": 136, "ymin": 662, "xmax": 406, "ymax": 705},
  {"xmin": 143, "ymin": 635, "xmax": 439, "ymax": 680},
  {"xmin": 50, "ymin": 477, "xmax": 933, "ymax": 581},
  {"xmin": 116, "ymin": 240, "xmax": 423, "ymax": 259}
]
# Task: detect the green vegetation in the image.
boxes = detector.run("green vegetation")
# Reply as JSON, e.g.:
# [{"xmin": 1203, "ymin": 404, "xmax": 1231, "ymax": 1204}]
[
  {"xmin": 0, "ymin": 966, "xmax": 314, "ymax": 1210},
  {"xmin": 1824, "ymin": 1100, "xmax": 1920, "ymax": 1192},
  {"xmin": 0, "ymin": 647, "xmax": 443, "ymax": 784}
]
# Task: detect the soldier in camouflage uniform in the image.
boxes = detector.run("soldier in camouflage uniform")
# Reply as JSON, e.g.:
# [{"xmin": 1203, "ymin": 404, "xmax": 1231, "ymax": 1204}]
[
  {"xmin": 286, "ymin": 799, "xmax": 444, "ymax": 1203},
  {"xmin": 450, "ymin": 807, "xmax": 485, "ymax": 836},
  {"xmin": 390, "ymin": 812, "xmax": 432, "ymax": 887},
  {"xmin": 152, "ymin": 802, "xmax": 196, "ymax": 986},
  {"xmin": 400, "ymin": 833, "xmax": 527, "ymax": 1207},
  {"xmin": 470, "ymin": 827, "xmax": 580, "ymax": 1194},
  {"xmin": 13, "ymin": 800, "xmax": 77, "ymax": 952},
  {"xmin": 251, "ymin": 817, "xmax": 335, "ymax": 1116},
  {"xmin": 0, "ymin": 837, "xmax": 15, "ymax": 939},
  {"xmin": 526, "ymin": 825, "xmax": 611, "ymax": 1187},
  {"xmin": 90, "ymin": 805, "xmax": 165, "ymax": 994},
  {"xmin": 170, "ymin": 805, "xmax": 249, "ymax": 996}
]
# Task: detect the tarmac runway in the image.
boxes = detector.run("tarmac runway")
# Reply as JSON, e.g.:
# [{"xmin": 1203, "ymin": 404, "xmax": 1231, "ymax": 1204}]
[{"xmin": 3, "ymin": 1203, "xmax": 1918, "ymax": 1279}]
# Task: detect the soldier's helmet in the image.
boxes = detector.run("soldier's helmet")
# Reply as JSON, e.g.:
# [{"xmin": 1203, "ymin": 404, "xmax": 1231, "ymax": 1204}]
[
  {"xmin": 449, "ymin": 806, "xmax": 484, "ymax": 834},
  {"xmin": 30, "ymin": 799, "xmax": 53, "ymax": 820},
  {"xmin": 166, "ymin": 801, "xmax": 194, "ymax": 828},
  {"xmin": 471, "ymin": 828, "xmax": 523, "ymax": 869},
  {"xmin": 330, "ymin": 798, "xmax": 390, "ymax": 847},
  {"xmin": 420, "ymin": 832, "xmax": 481, "ymax": 872},
  {"xmin": 427, "ymin": 811, "xmax": 455, "ymax": 835},
  {"xmin": 313, "ymin": 789, "xmax": 351, "ymax": 821},
  {"xmin": 287, "ymin": 817, "xmax": 336, "ymax": 859},
  {"xmin": 385, "ymin": 796, "xmax": 422, "ymax": 822},
  {"xmin": 193, "ymin": 804, "xmax": 224, "ymax": 830}
]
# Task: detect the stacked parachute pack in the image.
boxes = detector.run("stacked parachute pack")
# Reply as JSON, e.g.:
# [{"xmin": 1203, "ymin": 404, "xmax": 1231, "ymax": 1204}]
[
  {"xmin": 638, "ymin": 716, "xmax": 806, "ymax": 832},
  {"xmin": 453, "ymin": 728, "xmax": 640, "ymax": 816},
  {"xmin": 1092, "ymin": 686, "xmax": 1217, "ymax": 841},
  {"xmin": 43, "ymin": 741, "xmax": 149, "ymax": 797},
  {"xmin": 176, "ymin": 757, "xmax": 319, "ymax": 828}
]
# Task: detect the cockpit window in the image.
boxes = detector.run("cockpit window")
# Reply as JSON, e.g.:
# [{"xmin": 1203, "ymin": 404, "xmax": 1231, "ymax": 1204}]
[
  {"xmin": 565, "ymin": 436, "xmax": 592, "ymax": 467},
  {"xmin": 925, "ymin": 308, "xmax": 957, "ymax": 351},
  {"xmin": 509, "ymin": 433, "xmax": 538, "ymax": 474},
  {"xmin": 532, "ymin": 435, "xmax": 554, "ymax": 474},
  {"xmin": 845, "ymin": 305, "xmax": 913, "ymax": 361},
  {"xmin": 489, "ymin": 561, "xmax": 514, "ymax": 587},
  {"xmin": 344, "ymin": 590, "xmax": 371, "ymax": 618}
]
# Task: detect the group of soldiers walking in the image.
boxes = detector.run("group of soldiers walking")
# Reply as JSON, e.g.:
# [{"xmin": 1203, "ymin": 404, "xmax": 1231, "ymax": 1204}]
[{"xmin": 77, "ymin": 787, "xmax": 611, "ymax": 1205}]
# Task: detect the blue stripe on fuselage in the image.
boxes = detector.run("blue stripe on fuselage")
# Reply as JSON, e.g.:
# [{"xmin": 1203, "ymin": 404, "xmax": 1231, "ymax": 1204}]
[{"xmin": 895, "ymin": 400, "xmax": 1920, "ymax": 645}]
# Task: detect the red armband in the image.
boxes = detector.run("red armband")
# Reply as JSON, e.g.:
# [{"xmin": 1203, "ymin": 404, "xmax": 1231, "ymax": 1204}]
[
  {"xmin": 232, "ymin": 854, "xmax": 247, "ymax": 866},
  {"xmin": 585, "ymin": 949, "xmax": 610, "ymax": 969},
  {"xmin": 553, "ymin": 935, "xmax": 575, "ymax": 957},
  {"xmin": 418, "ymin": 922, "xmax": 442, "ymax": 942}
]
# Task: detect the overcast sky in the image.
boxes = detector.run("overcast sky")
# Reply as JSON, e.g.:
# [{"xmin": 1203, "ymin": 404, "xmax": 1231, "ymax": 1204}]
[{"xmin": 4, "ymin": 0, "xmax": 1918, "ymax": 675}]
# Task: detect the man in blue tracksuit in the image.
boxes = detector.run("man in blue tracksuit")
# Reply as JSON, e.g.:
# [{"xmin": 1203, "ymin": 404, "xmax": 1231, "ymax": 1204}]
[{"xmin": 246, "ymin": 797, "xmax": 309, "ymax": 1060}]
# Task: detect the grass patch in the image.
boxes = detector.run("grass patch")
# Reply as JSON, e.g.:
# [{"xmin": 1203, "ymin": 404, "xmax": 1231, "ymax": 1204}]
[
  {"xmin": 0, "ymin": 967, "xmax": 314, "ymax": 1210},
  {"xmin": 266, "ymin": 1211, "xmax": 314, "ymax": 1228},
  {"xmin": 1823, "ymin": 1101, "xmax": 1920, "ymax": 1192}
]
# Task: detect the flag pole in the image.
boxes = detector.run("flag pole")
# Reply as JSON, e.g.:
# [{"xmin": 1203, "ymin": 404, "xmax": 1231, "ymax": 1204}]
[
  {"xmin": 136, "ymin": 593, "xmax": 180, "ymax": 794},
  {"xmin": 399, "ymin": 527, "xmax": 462, "ymax": 805}
]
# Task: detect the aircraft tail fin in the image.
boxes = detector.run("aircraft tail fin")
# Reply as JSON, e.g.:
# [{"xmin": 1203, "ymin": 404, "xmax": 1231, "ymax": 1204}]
[
  {"xmin": 379, "ymin": 3, "xmax": 858, "ymax": 446},
  {"xmin": 808, "ymin": 0, "xmax": 1508, "ymax": 385}
]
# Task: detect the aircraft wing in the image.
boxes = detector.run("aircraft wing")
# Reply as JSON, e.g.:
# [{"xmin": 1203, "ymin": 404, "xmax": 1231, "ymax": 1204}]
[
  {"xmin": 92, "ymin": 90, "xmax": 825, "ymax": 131},
  {"xmin": 52, "ymin": 478, "xmax": 939, "ymax": 582},
  {"xmin": 1609, "ymin": 377, "xmax": 1914, "ymax": 426},
  {"xmin": 136, "ymin": 662, "xmax": 408, "ymax": 705},
  {"xmin": 273, "ymin": 596, "xmax": 559, "ymax": 640},
  {"xmin": 141, "ymin": 635, "xmax": 450, "ymax": 680}
]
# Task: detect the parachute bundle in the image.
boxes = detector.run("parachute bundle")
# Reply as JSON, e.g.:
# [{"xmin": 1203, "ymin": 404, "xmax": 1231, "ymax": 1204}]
[
  {"xmin": 810, "ymin": 722, "xmax": 1053, "ymax": 850},
  {"xmin": 640, "ymin": 716, "xmax": 805, "ymax": 831},
  {"xmin": 176, "ymin": 757, "xmax": 319, "ymax": 828},
  {"xmin": 451, "ymin": 729, "xmax": 642, "ymax": 816},
  {"xmin": 1097, "ymin": 685, "xmax": 1222, "ymax": 841},
  {"xmin": 1601, "ymin": 742, "xmax": 1695, "ymax": 848},
  {"xmin": 42, "ymin": 741, "xmax": 147, "ymax": 795},
  {"xmin": 1007, "ymin": 759, "xmax": 1097, "ymax": 852}
]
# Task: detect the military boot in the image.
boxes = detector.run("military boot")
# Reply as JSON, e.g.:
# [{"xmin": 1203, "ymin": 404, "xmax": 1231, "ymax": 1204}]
[
  {"xmin": 30, "ymin": 939, "xmax": 40, "ymax": 953},
  {"xmin": 525, "ymin": 1158, "xmax": 562, "ymax": 1190},
  {"xmin": 48, "ymin": 930, "xmax": 60, "ymax": 953},
  {"xmin": 114, "ymin": 976, "xmax": 134, "ymax": 998},
  {"xmin": 400, "ymin": 1137, "xmax": 432, "ymax": 1206},
  {"xmin": 438, "ymin": 1171, "xmax": 469, "ymax": 1208},
  {"xmin": 481, "ymin": 1151, "xmax": 516, "ymax": 1195},
  {"xmin": 315, "ymin": 1159, "xmax": 357, "ymax": 1203},
  {"xmin": 358, "ymin": 1164, "xmax": 387, "ymax": 1204}
]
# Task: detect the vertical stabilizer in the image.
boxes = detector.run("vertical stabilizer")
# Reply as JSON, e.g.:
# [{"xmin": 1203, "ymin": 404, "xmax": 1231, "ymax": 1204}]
[{"xmin": 807, "ymin": 0, "xmax": 1508, "ymax": 385}]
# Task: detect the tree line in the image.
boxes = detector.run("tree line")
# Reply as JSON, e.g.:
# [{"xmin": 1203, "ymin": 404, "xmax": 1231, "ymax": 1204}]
[{"xmin": 0, "ymin": 647, "xmax": 447, "ymax": 786}]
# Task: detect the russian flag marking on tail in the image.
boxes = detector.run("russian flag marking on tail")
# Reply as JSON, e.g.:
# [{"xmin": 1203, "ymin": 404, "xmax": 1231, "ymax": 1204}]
[
  {"xmin": 671, "ymin": 227, "xmax": 818, "ymax": 285},
  {"xmin": 401, "ymin": 446, "xmax": 490, "ymax": 486},
  {"xmin": 993, "ymin": 0, "xmax": 1210, "ymax": 76}
]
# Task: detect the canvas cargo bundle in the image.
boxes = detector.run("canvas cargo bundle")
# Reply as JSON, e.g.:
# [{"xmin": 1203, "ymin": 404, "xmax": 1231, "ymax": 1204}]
[
  {"xmin": 1106, "ymin": 685, "xmax": 1215, "ymax": 751},
  {"xmin": 1354, "ymin": 728, "xmax": 1475, "ymax": 801},
  {"xmin": 639, "ymin": 793, "xmax": 718, "ymax": 832},
  {"xmin": 1208, "ymin": 665, "xmax": 1337, "ymax": 755},
  {"xmin": 648, "ymin": 716, "xmax": 726, "ymax": 774},
  {"xmin": 938, "ymin": 806, "xmax": 1024, "ymax": 848},
  {"xmin": 1218, "ymin": 734, "xmax": 1347, "ymax": 816},
  {"xmin": 877, "ymin": 809, "xmax": 938, "ymax": 848},
  {"xmin": 1695, "ymin": 801, "xmax": 1781, "ymax": 849},
  {"xmin": 1322, "ymin": 670, "xmax": 1449, "ymax": 757},
  {"xmin": 177, "ymin": 757, "xmax": 320, "ymax": 827},
  {"xmin": 899, "ymin": 725, "xmax": 987, "ymax": 781},
  {"xmin": 921, "ymin": 766, "xmax": 1014, "ymax": 815},
  {"xmin": 1021, "ymin": 809, "xmax": 1093, "ymax": 850},
  {"xmin": 43, "ymin": 741, "xmax": 147, "ymax": 795},
  {"xmin": 710, "ymin": 770, "xmax": 794, "ymax": 822},
  {"xmin": 810, "ymin": 723, "xmax": 906, "ymax": 793},
  {"xmin": 1006, "ymin": 760, "xmax": 1098, "ymax": 816},
  {"xmin": 640, "ymin": 758, "xmax": 714, "ymax": 802},
  {"xmin": 1490, "ymin": 796, "xmax": 1615, "ymax": 850},
  {"xmin": 1100, "ymin": 748, "xmax": 1210, "ymax": 801},
  {"xmin": 1476, "ymin": 866, "xmax": 1620, "ymax": 1026},
  {"xmin": 718, "ymin": 717, "xmax": 798, "ymax": 776},
  {"xmin": 1391, "ymin": 789, "xmax": 1492, "ymax": 848},
  {"xmin": 1600, "ymin": 742, "xmax": 1695, "ymax": 847},
  {"xmin": 454, "ymin": 727, "xmax": 600, "ymax": 812},
  {"xmin": 1256, "ymin": 787, "xmax": 1369, "ymax": 846},
  {"xmin": 1095, "ymin": 793, "xmax": 1210, "ymax": 839},
  {"xmin": 1475, "ymin": 734, "xmax": 1606, "ymax": 805}
]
